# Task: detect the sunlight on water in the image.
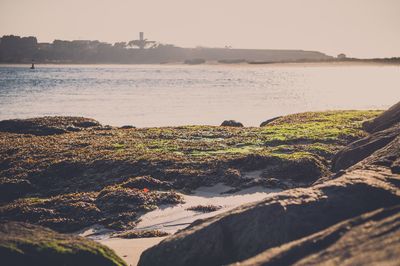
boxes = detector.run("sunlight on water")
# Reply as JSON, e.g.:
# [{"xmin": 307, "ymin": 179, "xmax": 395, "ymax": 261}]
[{"xmin": 0, "ymin": 64, "xmax": 399, "ymax": 127}]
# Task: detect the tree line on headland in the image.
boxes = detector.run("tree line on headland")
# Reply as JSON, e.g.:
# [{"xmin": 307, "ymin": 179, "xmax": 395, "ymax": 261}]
[{"xmin": 0, "ymin": 35, "xmax": 399, "ymax": 64}]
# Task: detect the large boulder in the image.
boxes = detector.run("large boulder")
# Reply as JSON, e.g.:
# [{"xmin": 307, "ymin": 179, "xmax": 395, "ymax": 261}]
[
  {"xmin": 138, "ymin": 131, "xmax": 400, "ymax": 266},
  {"xmin": 363, "ymin": 101, "xmax": 400, "ymax": 133},
  {"xmin": 332, "ymin": 124, "xmax": 400, "ymax": 171},
  {"xmin": 0, "ymin": 178, "xmax": 34, "ymax": 202},
  {"xmin": 0, "ymin": 117, "xmax": 101, "ymax": 135},
  {"xmin": 0, "ymin": 222, "xmax": 126, "ymax": 266},
  {"xmin": 235, "ymin": 205, "xmax": 400, "ymax": 266},
  {"xmin": 138, "ymin": 168, "xmax": 400, "ymax": 265},
  {"xmin": 332, "ymin": 101, "xmax": 400, "ymax": 171}
]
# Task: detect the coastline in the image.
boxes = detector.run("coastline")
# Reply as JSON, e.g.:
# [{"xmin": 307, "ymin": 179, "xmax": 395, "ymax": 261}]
[
  {"xmin": 1, "ymin": 60, "xmax": 399, "ymax": 68},
  {"xmin": 0, "ymin": 105, "xmax": 399, "ymax": 265}
]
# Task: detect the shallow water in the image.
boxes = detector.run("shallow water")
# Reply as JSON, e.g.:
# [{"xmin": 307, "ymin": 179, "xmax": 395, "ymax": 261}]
[{"xmin": 0, "ymin": 63, "xmax": 399, "ymax": 127}]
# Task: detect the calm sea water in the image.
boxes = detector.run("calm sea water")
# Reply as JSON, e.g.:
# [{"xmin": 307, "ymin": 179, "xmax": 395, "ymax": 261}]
[{"xmin": 0, "ymin": 64, "xmax": 399, "ymax": 127}]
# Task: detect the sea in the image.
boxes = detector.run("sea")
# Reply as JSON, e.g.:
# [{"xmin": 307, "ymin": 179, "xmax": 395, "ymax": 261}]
[{"xmin": 0, "ymin": 63, "xmax": 399, "ymax": 127}]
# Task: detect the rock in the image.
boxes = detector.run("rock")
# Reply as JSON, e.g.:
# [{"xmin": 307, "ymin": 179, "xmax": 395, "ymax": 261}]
[
  {"xmin": 0, "ymin": 117, "xmax": 101, "ymax": 135},
  {"xmin": 0, "ymin": 178, "xmax": 33, "ymax": 202},
  {"xmin": 263, "ymin": 155, "xmax": 328, "ymax": 183},
  {"xmin": 361, "ymin": 134, "xmax": 400, "ymax": 174},
  {"xmin": 230, "ymin": 154, "xmax": 328, "ymax": 184},
  {"xmin": 259, "ymin": 116, "xmax": 282, "ymax": 127},
  {"xmin": 138, "ymin": 136, "xmax": 400, "ymax": 266},
  {"xmin": 120, "ymin": 125, "xmax": 135, "ymax": 129},
  {"xmin": 332, "ymin": 124, "xmax": 400, "ymax": 171},
  {"xmin": 234, "ymin": 205, "xmax": 400, "ymax": 266},
  {"xmin": 363, "ymin": 101, "xmax": 400, "ymax": 133},
  {"xmin": 0, "ymin": 192, "xmax": 101, "ymax": 233},
  {"xmin": 186, "ymin": 205, "xmax": 222, "ymax": 213},
  {"xmin": 332, "ymin": 101, "xmax": 400, "ymax": 172},
  {"xmin": 220, "ymin": 120, "xmax": 244, "ymax": 127},
  {"xmin": 74, "ymin": 120, "xmax": 100, "ymax": 128},
  {"xmin": 113, "ymin": 229, "xmax": 169, "ymax": 239},
  {"xmin": 0, "ymin": 222, "xmax": 126, "ymax": 266},
  {"xmin": 96, "ymin": 185, "xmax": 183, "ymax": 214},
  {"xmin": 121, "ymin": 176, "xmax": 172, "ymax": 190}
]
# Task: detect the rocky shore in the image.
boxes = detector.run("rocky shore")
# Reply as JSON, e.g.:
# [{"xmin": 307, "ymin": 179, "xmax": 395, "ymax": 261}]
[
  {"xmin": 1, "ymin": 105, "xmax": 399, "ymax": 265},
  {"xmin": 138, "ymin": 102, "xmax": 400, "ymax": 266}
]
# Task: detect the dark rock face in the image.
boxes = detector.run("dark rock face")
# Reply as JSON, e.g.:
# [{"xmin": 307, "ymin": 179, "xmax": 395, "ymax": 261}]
[
  {"xmin": 138, "ymin": 129, "xmax": 400, "ymax": 266},
  {"xmin": 236, "ymin": 206, "xmax": 400, "ymax": 266},
  {"xmin": 0, "ymin": 222, "xmax": 126, "ymax": 266},
  {"xmin": 0, "ymin": 178, "xmax": 33, "ymax": 202},
  {"xmin": 363, "ymin": 101, "xmax": 400, "ymax": 133},
  {"xmin": 138, "ymin": 166, "xmax": 400, "ymax": 266},
  {"xmin": 220, "ymin": 120, "xmax": 244, "ymax": 127},
  {"xmin": 0, "ymin": 116, "xmax": 102, "ymax": 135},
  {"xmin": 332, "ymin": 124, "xmax": 400, "ymax": 171},
  {"xmin": 332, "ymin": 102, "xmax": 400, "ymax": 172}
]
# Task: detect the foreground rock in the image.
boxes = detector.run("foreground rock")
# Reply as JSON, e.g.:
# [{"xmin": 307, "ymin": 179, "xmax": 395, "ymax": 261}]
[
  {"xmin": 138, "ymin": 163, "xmax": 400, "ymax": 266},
  {"xmin": 138, "ymin": 103, "xmax": 400, "ymax": 266},
  {"xmin": 0, "ymin": 116, "xmax": 101, "ymax": 135},
  {"xmin": 332, "ymin": 101, "xmax": 400, "ymax": 171},
  {"xmin": 332, "ymin": 124, "xmax": 400, "ymax": 171},
  {"xmin": 363, "ymin": 101, "xmax": 400, "ymax": 133},
  {"xmin": 0, "ymin": 222, "xmax": 126, "ymax": 266},
  {"xmin": 235, "ymin": 205, "xmax": 400, "ymax": 266},
  {"xmin": 138, "ymin": 104, "xmax": 400, "ymax": 266}
]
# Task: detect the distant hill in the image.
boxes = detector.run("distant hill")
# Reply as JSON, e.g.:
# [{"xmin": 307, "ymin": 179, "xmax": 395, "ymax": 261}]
[{"xmin": 0, "ymin": 35, "xmax": 332, "ymax": 64}]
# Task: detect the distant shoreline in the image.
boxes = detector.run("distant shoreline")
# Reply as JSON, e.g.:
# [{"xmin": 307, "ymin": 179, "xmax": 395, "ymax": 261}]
[{"xmin": 1, "ymin": 60, "xmax": 399, "ymax": 67}]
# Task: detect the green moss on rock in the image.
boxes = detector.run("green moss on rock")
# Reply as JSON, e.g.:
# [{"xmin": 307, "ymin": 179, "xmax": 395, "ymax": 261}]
[{"xmin": 0, "ymin": 222, "xmax": 126, "ymax": 266}]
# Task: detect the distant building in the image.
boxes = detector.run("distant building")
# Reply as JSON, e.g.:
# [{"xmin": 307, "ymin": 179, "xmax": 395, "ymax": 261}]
[
  {"xmin": 337, "ymin": 53, "xmax": 347, "ymax": 59},
  {"xmin": 38, "ymin": 43, "xmax": 51, "ymax": 50},
  {"xmin": 128, "ymin": 32, "xmax": 155, "ymax": 49}
]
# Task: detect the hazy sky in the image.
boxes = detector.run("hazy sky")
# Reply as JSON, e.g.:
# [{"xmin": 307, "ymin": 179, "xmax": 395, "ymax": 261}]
[{"xmin": 1, "ymin": 0, "xmax": 399, "ymax": 58}]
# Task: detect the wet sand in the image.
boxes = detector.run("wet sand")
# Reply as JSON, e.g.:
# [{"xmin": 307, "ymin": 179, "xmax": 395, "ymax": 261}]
[{"xmin": 98, "ymin": 177, "xmax": 281, "ymax": 265}]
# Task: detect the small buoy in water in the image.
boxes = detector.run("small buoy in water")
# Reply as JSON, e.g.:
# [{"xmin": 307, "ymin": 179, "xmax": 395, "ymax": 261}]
[{"xmin": 30, "ymin": 63, "xmax": 35, "ymax": 69}]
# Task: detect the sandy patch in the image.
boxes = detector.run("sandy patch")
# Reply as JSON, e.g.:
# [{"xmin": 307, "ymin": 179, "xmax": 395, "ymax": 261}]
[
  {"xmin": 91, "ymin": 180, "xmax": 280, "ymax": 265},
  {"xmin": 135, "ymin": 182, "xmax": 280, "ymax": 234},
  {"xmin": 99, "ymin": 237, "xmax": 166, "ymax": 266}
]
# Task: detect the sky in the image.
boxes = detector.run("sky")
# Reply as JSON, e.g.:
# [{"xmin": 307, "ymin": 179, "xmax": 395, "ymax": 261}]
[{"xmin": 0, "ymin": 0, "xmax": 399, "ymax": 58}]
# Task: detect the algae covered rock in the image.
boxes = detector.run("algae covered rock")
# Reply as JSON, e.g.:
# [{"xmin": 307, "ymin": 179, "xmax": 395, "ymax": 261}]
[
  {"xmin": 259, "ymin": 116, "xmax": 281, "ymax": 127},
  {"xmin": 96, "ymin": 185, "xmax": 183, "ymax": 213},
  {"xmin": 138, "ymin": 132, "xmax": 400, "ymax": 266},
  {"xmin": 0, "ymin": 222, "xmax": 126, "ymax": 266},
  {"xmin": 121, "ymin": 175, "xmax": 172, "ymax": 190},
  {"xmin": 0, "ymin": 116, "xmax": 101, "ymax": 135},
  {"xmin": 113, "ymin": 229, "xmax": 169, "ymax": 239}
]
